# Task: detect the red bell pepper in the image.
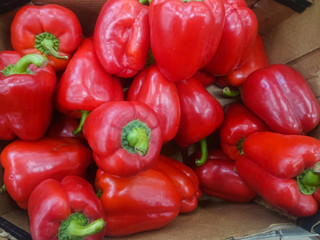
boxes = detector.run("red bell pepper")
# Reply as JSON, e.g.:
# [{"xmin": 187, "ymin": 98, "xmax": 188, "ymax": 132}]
[
  {"xmin": 28, "ymin": 176, "xmax": 106, "ymax": 240},
  {"xmin": 0, "ymin": 51, "xmax": 56, "ymax": 141},
  {"xmin": 203, "ymin": 0, "xmax": 258, "ymax": 76},
  {"xmin": 193, "ymin": 70, "xmax": 216, "ymax": 87},
  {"xmin": 127, "ymin": 64, "xmax": 181, "ymax": 143},
  {"xmin": 94, "ymin": 0, "xmax": 149, "ymax": 78},
  {"xmin": 188, "ymin": 149, "xmax": 256, "ymax": 202},
  {"xmin": 175, "ymin": 77, "xmax": 224, "ymax": 147},
  {"xmin": 0, "ymin": 137, "xmax": 92, "ymax": 209},
  {"xmin": 235, "ymin": 131, "xmax": 320, "ymax": 217},
  {"xmin": 10, "ymin": 4, "xmax": 83, "ymax": 72},
  {"xmin": 219, "ymin": 102, "xmax": 269, "ymax": 161},
  {"xmin": 241, "ymin": 64, "xmax": 320, "ymax": 135},
  {"xmin": 83, "ymin": 100, "xmax": 163, "ymax": 177},
  {"xmin": 95, "ymin": 167, "xmax": 181, "ymax": 237},
  {"xmin": 149, "ymin": 0, "xmax": 225, "ymax": 82},
  {"xmin": 153, "ymin": 155, "xmax": 201, "ymax": 213},
  {"xmin": 218, "ymin": 34, "xmax": 269, "ymax": 87}
]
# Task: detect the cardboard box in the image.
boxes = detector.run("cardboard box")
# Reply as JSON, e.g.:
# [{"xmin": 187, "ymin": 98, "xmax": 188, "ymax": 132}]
[{"xmin": 0, "ymin": 0, "xmax": 319, "ymax": 239}]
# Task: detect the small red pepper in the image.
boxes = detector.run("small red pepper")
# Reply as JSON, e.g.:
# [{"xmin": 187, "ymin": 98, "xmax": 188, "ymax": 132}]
[
  {"xmin": 149, "ymin": 0, "xmax": 225, "ymax": 82},
  {"xmin": 235, "ymin": 131, "xmax": 320, "ymax": 217},
  {"xmin": 241, "ymin": 64, "xmax": 320, "ymax": 134},
  {"xmin": 94, "ymin": 0, "xmax": 149, "ymax": 78},
  {"xmin": 153, "ymin": 155, "xmax": 201, "ymax": 213},
  {"xmin": 204, "ymin": 0, "xmax": 258, "ymax": 76},
  {"xmin": 127, "ymin": 64, "xmax": 181, "ymax": 143},
  {"xmin": 0, "ymin": 137, "xmax": 92, "ymax": 209},
  {"xmin": 83, "ymin": 100, "xmax": 163, "ymax": 177},
  {"xmin": 28, "ymin": 176, "xmax": 106, "ymax": 240},
  {"xmin": 10, "ymin": 4, "xmax": 83, "ymax": 72},
  {"xmin": 219, "ymin": 102, "xmax": 269, "ymax": 161},
  {"xmin": 175, "ymin": 77, "xmax": 224, "ymax": 147},
  {"xmin": 188, "ymin": 149, "xmax": 256, "ymax": 203},
  {"xmin": 95, "ymin": 167, "xmax": 181, "ymax": 237},
  {"xmin": 0, "ymin": 51, "xmax": 56, "ymax": 141}
]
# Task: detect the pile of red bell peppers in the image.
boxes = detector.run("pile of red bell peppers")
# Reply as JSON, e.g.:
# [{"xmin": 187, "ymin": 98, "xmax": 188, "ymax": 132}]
[{"xmin": 0, "ymin": 0, "xmax": 320, "ymax": 239}]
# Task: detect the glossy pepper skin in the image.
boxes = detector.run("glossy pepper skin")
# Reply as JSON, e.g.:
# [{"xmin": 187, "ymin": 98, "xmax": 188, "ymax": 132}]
[
  {"xmin": 204, "ymin": 0, "xmax": 258, "ymax": 76},
  {"xmin": 28, "ymin": 176, "xmax": 106, "ymax": 240},
  {"xmin": 10, "ymin": 4, "xmax": 83, "ymax": 72},
  {"xmin": 55, "ymin": 38, "xmax": 124, "ymax": 119},
  {"xmin": 95, "ymin": 167, "xmax": 181, "ymax": 237},
  {"xmin": 236, "ymin": 131, "xmax": 320, "ymax": 217},
  {"xmin": 188, "ymin": 149, "xmax": 256, "ymax": 202},
  {"xmin": 83, "ymin": 100, "xmax": 163, "ymax": 177},
  {"xmin": 218, "ymin": 34, "xmax": 269, "ymax": 87},
  {"xmin": 0, "ymin": 137, "xmax": 92, "ymax": 209},
  {"xmin": 219, "ymin": 102, "xmax": 268, "ymax": 161},
  {"xmin": 241, "ymin": 64, "xmax": 320, "ymax": 135},
  {"xmin": 149, "ymin": 0, "xmax": 225, "ymax": 82},
  {"xmin": 94, "ymin": 0, "xmax": 149, "ymax": 78},
  {"xmin": 154, "ymin": 155, "xmax": 201, "ymax": 213},
  {"xmin": 175, "ymin": 77, "xmax": 224, "ymax": 147},
  {"xmin": 127, "ymin": 64, "xmax": 181, "ymax": 143},
  {"xmin": 0, "ymin": 51, "xmax": 56, "ymax": 141}
]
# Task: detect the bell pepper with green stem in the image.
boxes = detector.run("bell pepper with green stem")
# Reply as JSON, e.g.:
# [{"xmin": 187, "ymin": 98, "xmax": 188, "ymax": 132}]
[
  {"xmin": 83, "ymin": 100, "xmax": 163, "ymax": 177},
  {"xmin": 28, "ymin": 175, "xmax": 106, "ymax": 240},
  {"xmin": 0, "ymin": 137, "xmax": 92, "ymax": 209},
  {"xmin": 0, "ymin": 51, "xmax": 56, "ymax": 141},
  {"xmin": 10, "ymin": 4, "xmax": 83, "ymax": 72},
  {"xmin": 235, "ymin": 131, "xmax": 320, "ymax": 217}
]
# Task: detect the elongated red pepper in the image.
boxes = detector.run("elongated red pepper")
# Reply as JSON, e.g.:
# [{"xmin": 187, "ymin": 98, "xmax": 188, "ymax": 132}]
[
  {"xmin": 188, "ymin": 149, "xmax": 256, "ymax": 202},
  {"xmin": 95, "ymin": 167, "xmax": 181, "ymax": 237},
  {"xmin": 153, "ymin": 155, "xmax": 201, "ymax": 213},
  {"xmin": 203, "ymin": 0, "xmax": 258, "ymax": 76},
  {"xmin": 28, "ymin": 176, "xmax": 106, "ymax": 240},
  {"xmin": 219, "ymin": 102, "xmax": 268, "ymax": 161},
  {"xmin": 94, "ymin": 0, "xmax": 149, "ymax": 78},
  {"xmin": 0, "ymin": 137, "xmax": 92, "ymax": 209},
  {"xmin": 175, "ymin": 77, "xmax": 224, "ymax": 147},
  {"xmin": 83, "ymin": 100, "xmax": 163, "ymax": 177},
  {"xmin": 10, "ymin": 4, "xmax": 83, "ymax": 72},
  {"xmin": 218, "ymin": 34, "xmax": 269, "ymax": 87},
  {"xmin": 0, "ymin": 51, "xmax": 56, "ymax": 141},
  {"xmin": 127, "ymin": 64, "xmax": 181, "ymax": 142},
  {"xmin": 55, "ymin": 38, "xmax": 124, "ymax": 122},
  {"xmin": 241, "ymin": 64, "xmax": 320, "ymax": 134},
  {"xmin": 235, "ymin": 131, "xmax": 320, "ymax": 217},
  {"xmin": 149, "ymin": 0, "xmax": 225, "ymax": 82}
]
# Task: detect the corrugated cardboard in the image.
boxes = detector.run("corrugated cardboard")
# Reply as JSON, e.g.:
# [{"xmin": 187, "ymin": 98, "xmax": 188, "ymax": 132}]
[{"xmin": 0, "ymin": 0, "xmax": 319, "ymax": 239}]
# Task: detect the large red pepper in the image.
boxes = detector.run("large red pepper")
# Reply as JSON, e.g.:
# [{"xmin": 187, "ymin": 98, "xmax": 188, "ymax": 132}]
[
  {"xmin": 0, "ymin": 137, "xmax": 92, "ymax": 209},
  {"xmin": 218, "ymin": 34, "xmax": 269, "ymax": 87},
  {"xmin": 219, "ymin": 102, "xmax": 269, "ymax": 161},
  {"xmin": 83, "ymin": 100, "xmax": 163, "ymax": 177},
  {"xmin": 28, "ymin": 176, "xmax": 106, "ymax": 240},
  {"xmin": 203, "ymin": 0, "xmax": 258, "ymax": 76},
  {"xmin": 10, "ymin": 4, "xmax": 83, "ymax": 72},
  {"xmin": 175, "ymin": 77, "xmax": 224, "ymax": 147},
  {"xmin": 94, "ymin": 0, "xmax": 149, "ymax": 78},
  {"xmin": 153, "ymin": 155, "xmax": 201, "ymax": 213},
  {"xmin": 235, "ymin": 131, "xmax": 320, "ymax": 217},
  {"xmin": 241, "ymin": 64, "xmax": 320, "ymax": 135},
  {"xmin": 149, "ymin": 0, "xmax": 225, "ymax": 82},
  {"xmin": 0, "ymin": 51, "xmax": 56, "ymax": 141},
  {"xmin": 188, "ymin": 149, "xmax": 256, "ymax": 202},
  {"xmin": 95, "ymin": 167, "xmax": 181, "ymax": 237},
  {"xmin": 127, "ymin": 64, "xmax": 181, "ymax": 143}
]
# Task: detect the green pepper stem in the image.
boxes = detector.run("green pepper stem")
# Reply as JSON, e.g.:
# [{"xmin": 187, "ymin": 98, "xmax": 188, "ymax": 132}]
[
  {"xmin": 195, "ymin": 139, "xmax": 208, "ymax": 167},
  {"xmin": 58, "ymin": 213, "xmax": 105, "ymax": 240},
  {"xmin": 0, "ymin": 184, "xmax": 6, "ymax": 193},
  {"xmin": 297, "ymin": 162, "xmax": 320, "ymax": 195},
  {"xmin": 73, "ymin": 110, "xmax": 90, "ymax": 136},
  {"xmin": 1, "ymin": 54, "xmax": 48, "ymax": 77},
  {"xmin": 222, "ymin": 87, "xmax": 241, "ymax": 98},
  {"xmin": 35, "ymin": 32, "xmax": 68, "ymax": 60},
  {"xmin": 237, "ymin": 138, "xmax": 245, "ymax": 155}
]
